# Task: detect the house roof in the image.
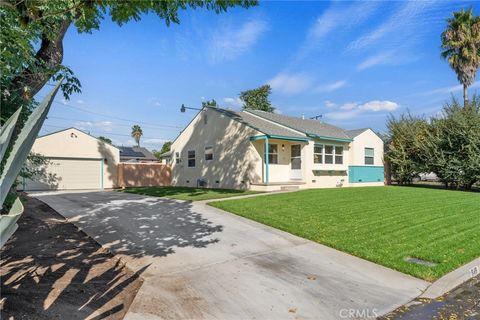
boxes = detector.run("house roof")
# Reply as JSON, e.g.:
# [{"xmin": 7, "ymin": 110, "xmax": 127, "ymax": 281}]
[
  {"xmin": 245, "ymin": 109, "xmax": 352, "ymax": 141},
  {"xmin": 345, "ymin": 128, "xmax": 369, "ymax": 139},
  {"xmin": 210, "ymin": 107, "xmax": 307, "ymax": 139},
  {"xmin": 118, "ymin": 146, "xmax": 157, "ymax": 161}
]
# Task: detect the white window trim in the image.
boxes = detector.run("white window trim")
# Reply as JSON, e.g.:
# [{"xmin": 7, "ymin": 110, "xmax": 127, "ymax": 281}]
[
  {"xmin": 187, "ymin": 150, "xmax": 196, "ymax": 168},
  {"xmin": 313, "ymin": 143, "xmax": 344, "ymax": 165},
  {"xmin": 364, "ymin": 147, "xmax": 375, "ymax": 165},
  {"xmin": 204, "ymin": 145, "xmax": 213, "ymax": 161}
]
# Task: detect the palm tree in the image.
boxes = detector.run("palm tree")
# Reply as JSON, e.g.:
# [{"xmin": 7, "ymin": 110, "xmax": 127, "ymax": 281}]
[
  {"xmin": 441, "ymin": 8, "xmax": 480, "ymax": 108},
  {"xmin": 131, "ymin": 125, "xmax": 143, "ymax": 147}
]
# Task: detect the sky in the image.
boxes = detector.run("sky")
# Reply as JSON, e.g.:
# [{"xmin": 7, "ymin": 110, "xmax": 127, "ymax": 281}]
[{"xmin": 38, "ymin": 0, "xmax": 480, "ymax": 150}]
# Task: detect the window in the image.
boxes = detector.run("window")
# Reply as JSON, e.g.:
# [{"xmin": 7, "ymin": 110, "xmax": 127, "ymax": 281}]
[
  {"xmin": 204, "ymin": 115, "xmax": 208, "ymax": 125},
  {"xmin": 187, "ymin": 150, "xmax": 195, "ymax": 167},
  {"xmin": 265, "ymin": 144, "xmax": 278, "ymax": 164},
  {"xmin": 205, "ymin": 146, "xmax": 213, "ymax": 161},
  {"xmin": 324, "ymin": 145, "xmax": 334, "ymax": 164},
  {"xmin": 314, "ymin": 144, "xmax": 323, "ymax": 164},
  {"xmin": 175, "ymin": 152, "xmax": 180, "ymax": 164},
  {"xmin": 335, "ymin": 146, "xmax": 343, "ymax": 164},
  {"xmin": 365, "ymin": 148, "xmax": 374, "ymax": 165}
]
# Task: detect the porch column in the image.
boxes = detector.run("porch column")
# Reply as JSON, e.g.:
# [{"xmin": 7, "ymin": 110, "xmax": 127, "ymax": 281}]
[{"xmin": 265, "ymin": 137, "xmax": 269, "ymax": 184}]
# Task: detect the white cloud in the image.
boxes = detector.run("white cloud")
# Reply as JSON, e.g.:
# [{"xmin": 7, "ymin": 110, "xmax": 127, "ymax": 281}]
[
  {"xmin": 76, "ymin": 99, "xmax": 85, "ymax": 105},
  {"xmin": 315, "ymin": 80, "xmax": 347, "ymax": 93},
  {"xmin": 75, "ymin": 121, "xmax": 114, "ymax": 132},
  {"xmin": 210, "ymin": 19, "xmax": 268, "ymax": 62},
  {"xmin": 325, "ymin": 100, "xmax": 336, "ymax": 108},
  {"xmin": 356, "ymin": 51, "xmax": 394, "ymax": 70},
  {"xmin": 423, "ymin": 81, "xmax": 480, "ymax": 95},
  {"xmin": 268, "ymin": 72, "xmax": 313, "ymax": 95},
  {"xmin": 325, "ymin": 100, "xmax": 400, "ymax": 120},
  {"xmin": 223, "ymin": 97, "xmax": 243, "ymax": 107},
  {"xmin": 143, "ymin": 138, "xmax": 168, "ymax": 145},
  {"xmin": 147, "ymin": 97, "xmax": 161, "ymax": 107}
]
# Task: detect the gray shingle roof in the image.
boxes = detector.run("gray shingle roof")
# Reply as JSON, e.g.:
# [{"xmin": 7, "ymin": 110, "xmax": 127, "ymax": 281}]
[
  {"xmin": 119, "ymin": 146, "xmax": 157, "ymax": 160},
  {"xmin": 246, "ymin": 110, "xmax": 352, "ymax": 140},
  {"xmin": 210, "ymin": 108, "xmax": 307, "ymax": 139},
  {"xmin": 346, "ymin": 128, "xmax": 369, "ymax": 139}
]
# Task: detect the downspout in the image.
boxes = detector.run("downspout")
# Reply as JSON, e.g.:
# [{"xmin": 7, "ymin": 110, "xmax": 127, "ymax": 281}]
[{"xmin": 265, "ymin": 137, "xmax": 269, "ymax": 184}]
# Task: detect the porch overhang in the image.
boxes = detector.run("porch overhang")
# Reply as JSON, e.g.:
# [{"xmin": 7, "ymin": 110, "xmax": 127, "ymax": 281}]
[
  {"xmin": 306, "ymin": 133, "xmax": 353, "ymax": 143},
  {"xmin": 249, "ymin": 134, "xmax": 310, "ymax": 142}
]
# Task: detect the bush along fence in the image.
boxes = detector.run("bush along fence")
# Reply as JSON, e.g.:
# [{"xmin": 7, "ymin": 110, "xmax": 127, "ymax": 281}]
[{"xmin": 385, "ymin": 96, "xmax": 480, "ymax": 190}]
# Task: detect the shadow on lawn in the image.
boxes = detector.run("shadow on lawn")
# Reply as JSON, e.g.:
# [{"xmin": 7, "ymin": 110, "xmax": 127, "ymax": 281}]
[
  {"xmin": 0, "ymin": 196, "xmax": 144, "ymax": 319},
  {"xmin": 120, "ymin": 186, "xmax": 249, "ymax": 199}
]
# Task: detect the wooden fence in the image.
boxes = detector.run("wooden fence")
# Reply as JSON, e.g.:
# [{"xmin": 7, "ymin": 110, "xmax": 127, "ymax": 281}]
[{"xmin": 117, "ymin": 163, "xmax": 171, "ymax": 188}]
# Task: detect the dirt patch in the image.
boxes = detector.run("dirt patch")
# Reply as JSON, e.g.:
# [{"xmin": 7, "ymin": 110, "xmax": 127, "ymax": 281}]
[
  {"xmin": 0, "ymin": 196, "xmax": 144, "ymax": 320},
  {"xmin": 380, "ymin": 274, "xmax": 480, "ymax": 319}
]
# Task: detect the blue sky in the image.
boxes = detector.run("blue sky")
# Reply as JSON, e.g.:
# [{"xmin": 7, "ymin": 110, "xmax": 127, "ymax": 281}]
[{"xmin": 38, "ymin": 0, "xmax": 479, "ymax": 150}]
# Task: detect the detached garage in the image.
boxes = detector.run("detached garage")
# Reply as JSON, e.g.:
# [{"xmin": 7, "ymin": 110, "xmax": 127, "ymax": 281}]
[{"xmin": 21, "ymin": 128, "xmax": 120, "ymax": 191}]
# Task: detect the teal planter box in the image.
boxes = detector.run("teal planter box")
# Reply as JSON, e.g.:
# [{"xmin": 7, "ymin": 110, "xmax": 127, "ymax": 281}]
[{"xmin": 349, "ymin": 166, "xmax": 384, "ymax": 183}]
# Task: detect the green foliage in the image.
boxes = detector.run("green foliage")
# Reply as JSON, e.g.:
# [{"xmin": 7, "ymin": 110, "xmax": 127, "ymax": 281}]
[
  {"xmin": 386, "ymin": 97, "xmax": 480, "ymax": 189},
  {"xmin": 131, "ymin": 124, "xmax": 143, "ymax": 147},
  {"xmin": 441, "ymin": 8, "xmax": 480, "ymax": 107},
  {"xmin": 240, "ymin": 84, "xmax": 274, "ymax": 112},
  {"xmin": 19, "ymin": 153, "xmax": 51, "ymax": 181},
  {"xmin": 385, "ymin": 113, "xmax": 429, "ymax": 184},
  {"xmin": 160, "ymin": 141, "xmax": 172, "ymax": 154},
  {"xmin": 97, "ymin": 136, "xmax": 112, "ymax": 144},
  {"xmin": 202, "ymin": 99, "xmax": 217, "ymax": 108},
  {"xmin": 0, "ymin": 0, "xmax": 257, "ymax": 122}
]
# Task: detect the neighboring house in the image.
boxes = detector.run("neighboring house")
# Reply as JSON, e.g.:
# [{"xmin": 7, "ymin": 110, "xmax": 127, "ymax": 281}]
[
  {"xmin": 171, "ymin": 106, "xmax": 384, "ymax": 191},
  {"xmin": 118, "ymin": 146, "xmax": 158, "ymax": 163},
  {"xmin": 21, "ymin": 128, "xmax": 120, "ymax": 191},
  {"xmin": 159, "ymin": 151, "xmax": 172, "ymax": 164}
]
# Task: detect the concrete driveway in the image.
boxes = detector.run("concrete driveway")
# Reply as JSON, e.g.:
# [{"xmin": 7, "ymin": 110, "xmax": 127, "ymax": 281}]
[{"xmin": 32, "ymin": 191, "xmax": 429, "ymax": 320}]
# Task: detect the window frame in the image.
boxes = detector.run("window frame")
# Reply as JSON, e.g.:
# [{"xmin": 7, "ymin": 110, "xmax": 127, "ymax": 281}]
[
  {"xmin": 265, "ymin": 143, "xmax": 278, "ymax": 165},
  {"xmin": 364, "ymin": 147, "xmax": 374, "ymax": 165},
  {"xmin": 187, "ymin": 150, "xmax": 196, "ymax": 168},
  {"xmin": 204, "ymin": 146, "xmax": 213, "ymax": 161},
  {"xmin": 313, "ymin": 143, "xmax": 344, "ymax": 165}
]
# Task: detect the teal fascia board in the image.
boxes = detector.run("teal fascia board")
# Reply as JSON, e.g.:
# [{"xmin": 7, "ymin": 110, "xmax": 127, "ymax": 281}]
[
  {"xmin": 348, "ymin": 165, "xmax": 384, "ymax": 183},
  {"xmin": 308, "ymin": 133, "xmax": 353, "ymax": 143},
  {"xmin": 250, "ymin": 134, "xmax": 310, "ymax": 142}
]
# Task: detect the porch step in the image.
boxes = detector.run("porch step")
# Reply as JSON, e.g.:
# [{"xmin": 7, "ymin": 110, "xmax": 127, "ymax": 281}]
[{"xmin": 280, "ymin": 185, "xmax": 300, "ymax": 191}]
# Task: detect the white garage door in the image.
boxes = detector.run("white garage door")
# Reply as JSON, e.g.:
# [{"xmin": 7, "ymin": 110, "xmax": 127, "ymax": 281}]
[{"xmin": 23, "ymin": 158, "xmax": 102, "ymax": 191}]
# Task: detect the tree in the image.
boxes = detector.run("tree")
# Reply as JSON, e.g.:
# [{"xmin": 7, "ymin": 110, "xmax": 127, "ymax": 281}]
[
  {"xmin": 0, "ymin": 0, "xmax": 257, "ymax": 122},
  {"xmin": 441, "ymin": 8, "xmax": 480, "ymax": 108},
  {"xmin": 160, "ymin": 141, "xmax": 172, "ymax": 154},
  {"xmin": 131, "ymin": 125, "xmax": 143, "ymax": 147},
  {"xmin": 98, "ymin": 136, "xmax": 112, "ymax": 144},
  {"xmin": 240, "ymin": 84, "xmax": 274, "ymax": 112},
  {"xmin": 202, "ymin": 99, "xmax": 217, "ymax": 108}
]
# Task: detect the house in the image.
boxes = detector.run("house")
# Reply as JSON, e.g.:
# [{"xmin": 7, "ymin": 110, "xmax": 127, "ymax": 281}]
[
  {"xmin": 20, "ymin": 128, "xmax": 120, "ymax": 191},
  {"xmin": 170, "ymin": 106, "xmax": 384, "ymax": 191},
  {"xmin": 118, "ymin": 146, "xmax": 158, "ymax": 163},
  {"xmin": 159, "ymin": 151, "xmax": 172, "ymax": 164}
]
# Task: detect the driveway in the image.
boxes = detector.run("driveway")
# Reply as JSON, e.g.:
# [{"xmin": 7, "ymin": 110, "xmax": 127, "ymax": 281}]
[{"xmin": 32, "ymin": 191, "xmax": 429, "ymax": 320}]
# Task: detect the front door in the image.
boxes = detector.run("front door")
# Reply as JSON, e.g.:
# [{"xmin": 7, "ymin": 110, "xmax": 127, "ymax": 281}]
[{"xmin": 290, "ymin": 144, "xmax": 302, "ymax": 180}]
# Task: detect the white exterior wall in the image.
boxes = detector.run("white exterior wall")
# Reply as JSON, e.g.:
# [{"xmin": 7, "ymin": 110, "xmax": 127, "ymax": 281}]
[
  {"xmin": 27, "ymin": 128, "xmax": 120, "ymax": 189},
  {"xmin": 349, "ymin": 129, "xmax": 384, "ymax": 166},
  {"xmin": 170, "ymin": 108, "xmax": 263, "ymax": 189}
]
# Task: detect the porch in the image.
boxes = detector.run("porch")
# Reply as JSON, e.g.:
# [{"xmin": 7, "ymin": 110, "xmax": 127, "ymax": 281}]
[{"xmin": 250, "ymin": 134, "xmax": 309, "ymax": 191}]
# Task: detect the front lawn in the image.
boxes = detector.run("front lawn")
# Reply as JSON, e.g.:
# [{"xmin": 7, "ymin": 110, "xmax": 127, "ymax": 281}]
[
  {"xmin": 119, "ymin": 186, "xmax": 260, "ymax": 201},
  {"xmin": 209, "ymin": 186, "xmax": 480, "ymax": 281}
]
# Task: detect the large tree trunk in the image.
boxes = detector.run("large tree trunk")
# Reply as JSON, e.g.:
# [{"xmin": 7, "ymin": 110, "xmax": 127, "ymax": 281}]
[
  {"xmin": 10, "ymin": 20, "xmax": 71, "ymax": 103},
  {"xmin": 463, "ymin": 83, "xmax": 468, "ymax": 109}
]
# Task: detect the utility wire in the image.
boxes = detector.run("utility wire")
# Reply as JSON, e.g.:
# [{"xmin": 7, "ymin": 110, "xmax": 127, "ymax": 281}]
[{"xmin": 47, "ymin": 115, "xmax": 179, "ymax": 131}]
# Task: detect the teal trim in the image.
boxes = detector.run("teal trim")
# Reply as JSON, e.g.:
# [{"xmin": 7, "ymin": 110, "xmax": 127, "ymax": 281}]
[
  {"xmin": 348, "ymin": 165, "xmax": 384, "ymax": 183},
  {"xmin": 308, "ymin": 134, "xmax": 353, "ymax": 142},
  {"xmin": 265, "ymin": 138, "xmax": 269, "ymax": 183},
  {"xmin": 101, "ymin": 159, "xmax": 104, "ymax": 189},
  {"xmin": 250, "ymin": 134, "xmax": 310, "ymax": 142}
]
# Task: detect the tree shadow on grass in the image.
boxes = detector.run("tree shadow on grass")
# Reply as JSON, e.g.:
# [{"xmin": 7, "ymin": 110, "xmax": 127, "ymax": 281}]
[{"xmin": 0, "ymin": 196, "xmax": 145, "ymax": 320}]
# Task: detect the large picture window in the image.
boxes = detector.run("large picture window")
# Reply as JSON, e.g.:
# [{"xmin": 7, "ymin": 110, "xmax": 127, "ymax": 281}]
[
  {"xmin": 314, "ymin": 143, "xmax": 323, "ymax": 164},
  {"xmin": 365, "ymin": 148, "xmax": 374, "ymax": 165},
  {"xmin": 205, "ymin": 146, "xmax": 213, "ymax": 161},
  {"xmin": 187, "ymin": 150, "xmax": 196, "ymax": 167},
  {"xmin": 266, "ymin": 144, "xmax": 278, "ymax": 164}
]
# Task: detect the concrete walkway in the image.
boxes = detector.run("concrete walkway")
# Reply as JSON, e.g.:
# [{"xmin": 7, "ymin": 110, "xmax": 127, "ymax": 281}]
[{"xmin": 32, "ymin": 191, "xmax": 429, "ymax": 320}]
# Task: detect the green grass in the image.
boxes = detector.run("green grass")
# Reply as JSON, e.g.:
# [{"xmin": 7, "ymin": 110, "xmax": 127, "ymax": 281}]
[
  {"xmin": 118, "ymin": 186, "xmax": 260, "ymax": 201},
  {"xmin": 209, "ymin": 186, "xmax": 480, "ymax": 281}
]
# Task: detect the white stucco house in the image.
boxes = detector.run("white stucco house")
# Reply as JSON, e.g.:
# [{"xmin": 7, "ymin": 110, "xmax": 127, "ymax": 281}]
[
  {"xmin": 170, "ymin": 106, "xmax": 384, "ymax": 191},
  {"xmin": 20, "ymin": 128, "xmax": 120, "ymax": 191}
]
